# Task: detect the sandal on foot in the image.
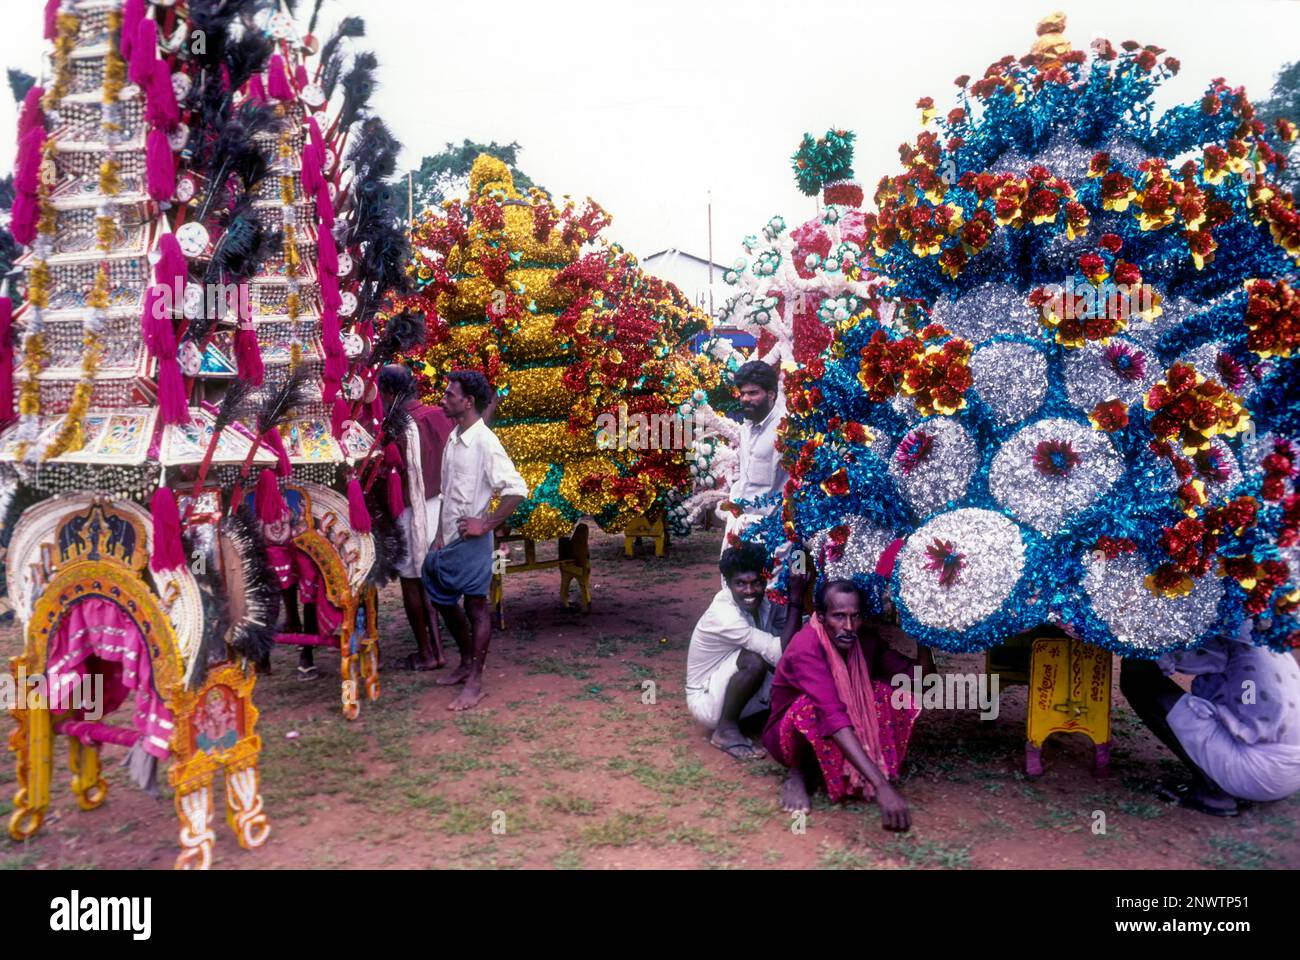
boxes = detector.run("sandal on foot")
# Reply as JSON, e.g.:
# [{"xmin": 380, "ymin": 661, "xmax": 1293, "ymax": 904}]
[
  {"xmin": 1155, "ymin": 780, "xmax": 1241, "ymax": 817},
  {"xmin": 296, "ymin": 664, "xmax": 319, "ymax": 682},
  {"xmin": 710, "ymin": 735, "xmax": 764, "ymax": 761}
]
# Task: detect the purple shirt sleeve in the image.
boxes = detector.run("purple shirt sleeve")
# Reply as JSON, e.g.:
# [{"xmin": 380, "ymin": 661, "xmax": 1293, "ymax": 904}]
[{"xmin": 775, "ymin": 628, "xmax": 853, "ymax": 740}]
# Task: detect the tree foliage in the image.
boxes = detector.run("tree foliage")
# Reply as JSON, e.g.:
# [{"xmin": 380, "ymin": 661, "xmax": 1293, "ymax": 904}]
[{"xmin": 406, "ymin": 139, "xmax": 539, "ymax": 217}]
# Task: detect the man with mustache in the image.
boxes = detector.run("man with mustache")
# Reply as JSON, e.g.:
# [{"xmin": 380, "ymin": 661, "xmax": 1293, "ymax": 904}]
[
  {"xmin": 763, "ymin": 578, "xmax": 922, "ymax": 831},
  {"xmin": 718, "ymin": 361, "xmax": 788, "ymax": 557},
  {"xmin": 686, "ymin": 543, "xmax": 788, "ymax": 760}
]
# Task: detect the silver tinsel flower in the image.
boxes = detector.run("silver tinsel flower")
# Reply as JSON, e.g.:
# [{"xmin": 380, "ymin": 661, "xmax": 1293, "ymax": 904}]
[
  {"xmin": 897, "ymin": 508, "xmax": 1026, "ymax": 631},
  {"xmin": 887, "ymin": 415, "xmax": 978, "ymax": 520},
  {"xmin": 989, "ymin": 418, "xmax": 1123, "ymax": 536},
  {"xmin": 1083, "ymin": 552, "xmax": 1223, "ymax": 654},
  {"xmin": 929, "ymin": 283, "xmax": 1043, "ymax": 342},
  {"xmin": 1063, "ymin": 336, "xmax": 1157, "ymax": 411},
  {"xmin": 970, "ymin": 341, "xmax": 1048, "ymax": 426},
  {"xmin": 806, "ymin": 519, "xmax": 898, "ymax": 582}
]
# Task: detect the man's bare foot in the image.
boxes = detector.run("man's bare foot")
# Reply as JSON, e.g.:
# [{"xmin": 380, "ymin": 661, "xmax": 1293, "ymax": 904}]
[
  {"xmin": 435, "ymin": 662, "xmax": 472, "ymax": 686},
  {"xmin": 395, "ymin": 653, "xmax": 445, "ymax": 672},
  {"xmin": 781, "ymin": 768, "xmax": 811, "ymax": 814},
  {"xmin": 448, "ymin": 681, "xmax": 486, "ymax": 711}
]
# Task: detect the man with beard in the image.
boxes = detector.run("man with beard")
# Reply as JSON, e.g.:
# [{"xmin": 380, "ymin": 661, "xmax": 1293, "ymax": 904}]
[
  {"xmin": 719, "ymin": 361, "xmax": 788, "ymax": 555},
  {"xmin": 763, "ymin": 579, "xmax": 922, "ymax": 831}
]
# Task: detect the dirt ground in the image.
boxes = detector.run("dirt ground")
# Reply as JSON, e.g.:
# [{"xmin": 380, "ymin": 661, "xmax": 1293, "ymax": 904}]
[{"xmin": 2, "ymin": 528, "xmax": 1298, "ymax": 870}]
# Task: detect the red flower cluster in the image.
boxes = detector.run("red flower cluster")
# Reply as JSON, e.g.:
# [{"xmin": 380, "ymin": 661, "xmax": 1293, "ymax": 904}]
[
  {"xmin": 1261, "ymin": 439, "xmax": 1298, "ymax": 501},
  {"xmin": 1089, "ymin": 399, "xmax": 1130, "ymax": 432},
  {"xmin": 1144, "ymin": 362, "xmax": 1247, "ymax": 455},
  {"xmin": 1243, "ymin": 278, "xmax": 1300, "ymax": 359},
  {"xmin": 1222, "ymin": 555, "xmax": 1292, "ymax": 614},
  {"xmin": 1093, "ymin": 536, "xmax": 1137, "ymax": 560}
]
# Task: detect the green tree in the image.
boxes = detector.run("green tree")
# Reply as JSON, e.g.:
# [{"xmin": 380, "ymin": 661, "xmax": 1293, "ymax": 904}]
[
  {"xmin": 1257, "ymin": 61, "xmax": 1300, "ymax": 200},
  {"xmin": 406, "ymin": 139, "xmax": 539, "ymax": 218}
]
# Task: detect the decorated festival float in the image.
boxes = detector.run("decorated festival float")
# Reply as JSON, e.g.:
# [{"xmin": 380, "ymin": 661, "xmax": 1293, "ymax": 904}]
[
  {"xmin": 397, "ymin": 154, "xmax": 718, "ymax": 611},
  {"xmin": 693, "ymin": 128, "xmax": 880, "ymax": 543},
  {"xmin": 0, "ymin": 0, "xmax": 407, "ymax": 868},
  {"xmin": 741, "ymin": 15, "xmax": 1300, "ymax": 774}
]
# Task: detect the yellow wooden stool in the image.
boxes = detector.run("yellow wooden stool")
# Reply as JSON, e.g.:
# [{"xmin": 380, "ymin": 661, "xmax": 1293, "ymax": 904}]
[
  {"xmin": 490, "ymin": 523, "xmax": 592, "ymax": 629},
  {"xmin": 986, "ymin": 633, "xmax": 1112, "ymax": 778},
  {"xmin": 624, "ymin": 511, "xmax": 669, "ymax": 557}
]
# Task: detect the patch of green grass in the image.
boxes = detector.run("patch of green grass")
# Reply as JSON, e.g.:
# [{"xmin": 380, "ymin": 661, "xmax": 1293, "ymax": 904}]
[
  {"xmin": 530, "ymin": 747, "xmax": 585, "ymax": 773},
  {"xmin": 521, "ymin": 655, "xmax": 594, "ymax": 680},
  {"xmin": 579, "ymin": 811, "xmax": 669, "ymax": 848},
  {"xmin": 553, "ymin": 847, "xmax": 585, "ymax": 869},
  {"xmin": 431, "ymin": 752, "xmax": 489, "ymax": 774},
  {"xmin": 818, "ymin": 842, "xmax": 878, "ymax": 869},
  {"xmin": 1200, "ymin": 835, "xmax": 1280, "ymax": 870},
  {"xmin": 452, "ymin": 713, "xmax": 510, "ymax": 747},
  {"xmin": 539, "ymin": 792, "xmax": 598, "ymax": 816},
  {"xmin": 0, "ymin": 850, "xmax": 38, "ymax": 870},
  {"xmin": 1116, "ymin": 799, "xmax": 1165, "ymax": 820},
  {"xmin": 877, "ymin": 837, "xmax": 973, "ymax": 869}
]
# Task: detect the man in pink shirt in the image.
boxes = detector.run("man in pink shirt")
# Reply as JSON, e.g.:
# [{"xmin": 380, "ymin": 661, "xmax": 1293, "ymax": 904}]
[{"xmin": 762, "ymin": 579, "xmax": 924, "ymax": 831}]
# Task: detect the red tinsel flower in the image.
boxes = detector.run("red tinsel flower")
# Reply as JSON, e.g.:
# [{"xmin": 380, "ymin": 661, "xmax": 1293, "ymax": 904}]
[
  {"xmin": 1214, "ymin": 352, "xmax": 1247, "ymax": 390},
  {"xmin": 1088, "ymin": 152, "xmax": 1111, "ymax": 177},
  {"xmin": 820, "ymin": 468, "xmax": 850, "ymax": 498},
  {"xmin": 1099, "ymin": 233, "xmax": 1124, "ymax": 254},
  {"xmin": 1089, "ymin": 399, "xmax": 1130, "ymax": 432},
  {"xmin": 829, "ymin": 524, "xmax": 851, "ymax": 545},
  {"xmin": 895, "ymin": 428, "xmax": 934, "ymax": 474},
  {"xmin": 1079, "ymin": 252, "xmax": 1108, "ymax": 283},
  {"xmin": 1164, "ymin": 56, "xmax": 1181, "ymax": 74},
  {"xmin": 1243, "ymin": 278, "xmax": 1300, "ymax": 360},
  {"xmin": 1033, "ymin": 439, "xmax": 1082, "ymax": 477},
  {"xmin": 924, "ymin": 539, "xmax": 965, "ymax": 587},
  {"xmin": 1279, "ymin": 494, "xmax": 1300, "ymax": 548},
  {"xmin": 954, "ymin": 74, "xmax": 971, "ymax": 87},
  {"xmin": 1193, "ymin": 446, "xmax": 1232, "ymax": 485},
  {"xmin": 1094, "ymin": 536, "xmax": 1137, "ymax": 560},
  {"xmin": 1261, "ymin": 439, "xmax": 1299, "ymax": 501},
  {"xmin": 1205, "ymin": 496, "xmax": 1258, "ymax": 536}
]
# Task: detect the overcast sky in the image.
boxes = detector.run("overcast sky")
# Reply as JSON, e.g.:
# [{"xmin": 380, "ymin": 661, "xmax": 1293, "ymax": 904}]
[{"xmin": 3, "ymin": 0, "xmax": 1297, "ymax": 263}]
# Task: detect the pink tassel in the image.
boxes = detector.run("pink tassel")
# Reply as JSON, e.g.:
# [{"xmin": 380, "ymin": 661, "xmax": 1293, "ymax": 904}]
[
  {"xmin": 0, "ymin": 297, "xmax": 13, "ymax": 428},
  {"xmin": 145, "ymin": 60, "xmax": 180, "ymax": 129},
  {"xmin": 331, "ymin": 396, "xmax": 349, "ymax": 439},
  {"xmin": 319, "ymin": 270, "xmax": 341, "ymax": 311},
  {"xmin": 235, "ymin": 326, "xmax": 264, "ymax": 386},
  {"xmin": 387, "ymin": 467, "xmax": 405, "ymax": 519},
  {"xmin": 246, "ymin": 74, "xmax": 267, "ymax": 105},
  {"xmin": 317, "ymin": 225, "xmax": 338, "ymax": 276},
  {"xmin": 323, "ymin": 350, "xmax": 346, "ymax": 383},
  {"xmin": 220, "ymin": 63, "xmax": 231, "ymax": 92},
  {"xmin": 267, "ymin": 55, "xmax": 293, "ymax": 101},
  {"xmin": 306, "ymin": 116, "xmax": 325, "ymax": 153},
  {"xmin": 149, "ymin": 487, "xmax": 186, "ymax": 572},
  {"xmin": 255, "ymin": 469, "xmax": 286, "ymax": 524},
  {"xmin": 320, "ymin": 305, "xmax": 341, "ymax": 344},
  {"xmin": 154, "ymin": 233, "xmax": 187, "ymax": 287},
  {"xmin": 128, "ymin": 19, "xmax": 158, "ymax": 87},
  {"xmin": 15, "ymin": 126, "xmax": 43, "ymax": 195},
  {"xmin": 300, "ymin": 141, "xmax": 321, "ymax": 195},
  {"xmin": 121, "ymin": 0, "xmax": 145, "ymax": 59},
  {"xmin": 43, "ymin": 0, "xmax": 58, "ymax": 40},
  {"xmin": 262, "ymin": 427, "xmax": 291, "ymax": 477},
  {"xmin": 322, "ymin": 375, "xmax": 341, "ymax": 406},
  {"xmin": 294, "ymin": 64, "xmax": 308, "ymax": 91},
  {"xmin": 140, "ymin": 285, "xmax": 170, "ymax": 356},
  {"xmin": 10, "ymin": 192, "xmax": 37, "ymax": 247},
  {"xmin": 347, "ymin": 475, "xmax": 372, "ymax": 532},
  {"xmin": 157, "ymin": 358, "xmax": 191, "ymax": 425},
  {"xmin": 17, "ymin": 86, "xmax": 44, "ymax": 145},
  {"xmin": 146, "ymin": 127, "xmax": 175, "ymax": 201},
  {"xmin": 315, "ymin": 180, "xmax": 334, "ymax": 227}
]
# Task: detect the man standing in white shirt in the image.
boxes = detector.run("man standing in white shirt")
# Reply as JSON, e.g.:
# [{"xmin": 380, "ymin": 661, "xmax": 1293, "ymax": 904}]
[
  {"xmin": 719, "ymin": 360, "xmax": 788, "ymax": 554},
  {"xmin": 687, "ymin": 543, "xmax": 788, "ymax": 759},
  {"xmin": 423, "ymin": 371, "xmax": 529, "ymax": 711}
]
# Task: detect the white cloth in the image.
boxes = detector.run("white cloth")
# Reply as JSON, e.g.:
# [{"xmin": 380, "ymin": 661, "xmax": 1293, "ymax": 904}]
[
  {"xmin": 436, "ymin": 418, "xmax": 529, "ymax": 548},
  {"xmin": 396, "ymin": 418, "xmax": 439, "ymax": 579},
  {"xmin": 686, "ymin": 588, "xmax": 784, "ymax": 727},
  {"xmin": 1164, "ymin": 629, "xmax": 1300, "ymax": 802},
  {"xmin": 728, "ymin": 396, "xmax": 788, "ymax": 514}
]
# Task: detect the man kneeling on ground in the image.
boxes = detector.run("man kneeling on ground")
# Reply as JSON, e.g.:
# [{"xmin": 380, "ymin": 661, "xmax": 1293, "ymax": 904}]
[
  {"xmin": 686, "ymin": 543, "xmax": 787, "ymax": 760},
  {"xmin": 762, "ymin": 579, "xmax": 921, "ymax": 831}
]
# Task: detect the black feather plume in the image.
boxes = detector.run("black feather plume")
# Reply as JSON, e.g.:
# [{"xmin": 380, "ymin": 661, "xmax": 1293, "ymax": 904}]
[
  {"xmin": 255, "ymin": 369, "xmax": 315, "ymax": 435},
  {"xmin": 319, "ymin": 16, "xmax": 364, "ymax": 101},
  {"xmin": 367, "ymin": 310, "xmax": 426, "ymax": 368},
  {"xmin": 338, "ymin": 51, "xmax": 378, "ymax": 132},
  {"xmin": 219, "ymin": 506, "xmax": 281, "ymax": 666},
  {"xmin": 307, "ymin": 0, "xmax": 328, "ymax": 36},
  {"xmin": 364, "ymin": 490, "xmax": 407, "ymax": 587},
  {"xmin": 213, "ymin": 377, "xmax": 256, "ymax": 435},
  {"xmin": 224, "ymin": 30, "xmax": 274, "ymax": 93}
]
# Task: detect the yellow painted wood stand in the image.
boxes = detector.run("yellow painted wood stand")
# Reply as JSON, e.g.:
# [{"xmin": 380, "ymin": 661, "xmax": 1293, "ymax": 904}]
[
  {"xmin": 987, "ymin": 634, "xmax": 1112, "ymax": 778},
  {"xmin": 624, "ymin": 511, "xmax": 669, "ymax": 557},
  {"xmin": 490, "ymin": 523, "xmax": 592, "ymax": 628}
]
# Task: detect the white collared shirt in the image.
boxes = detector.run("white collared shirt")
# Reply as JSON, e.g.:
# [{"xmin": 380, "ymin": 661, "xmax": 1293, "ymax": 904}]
[
  {"xmin": 436, "ymin": 418, "xmax": 529, "ymax": 546},
  {"xmin": 729, "ymin": 397, "xmax": 788, "ymax": 515},
  {"xmin": 686, "ymin": 587, "xmax": 785, "ymax": 691}
]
